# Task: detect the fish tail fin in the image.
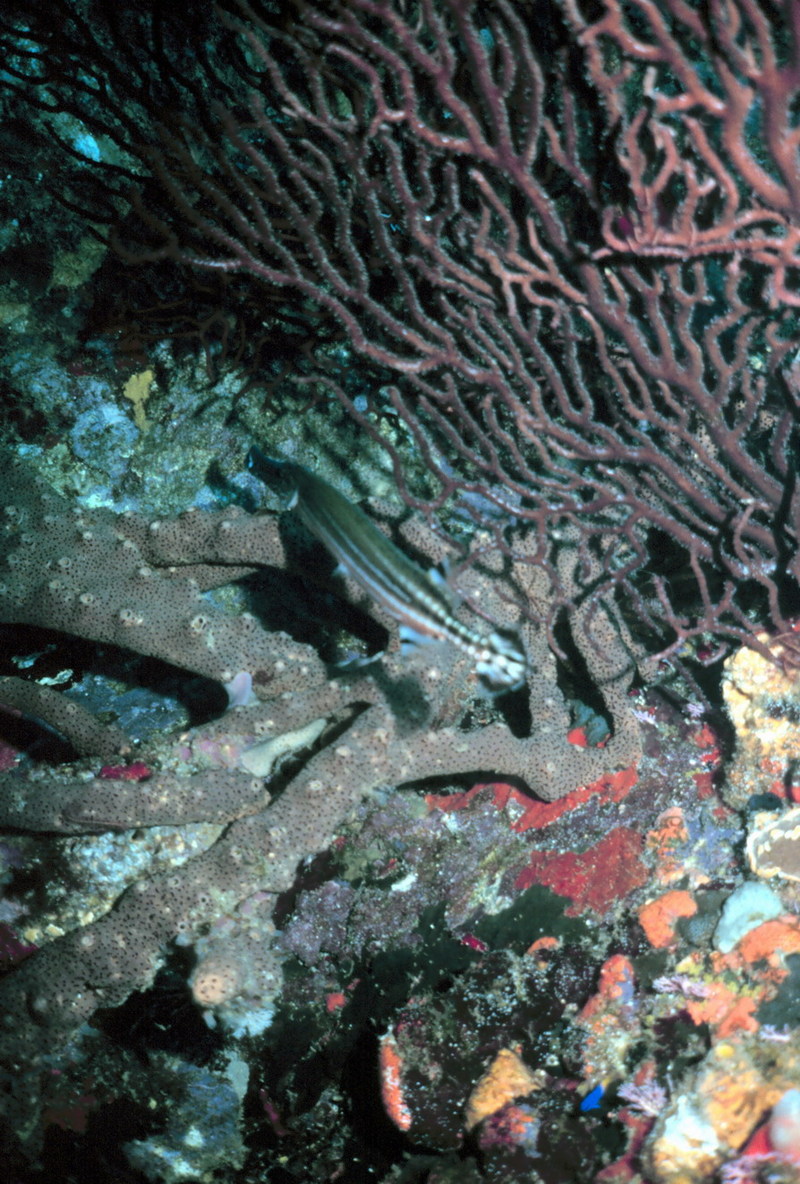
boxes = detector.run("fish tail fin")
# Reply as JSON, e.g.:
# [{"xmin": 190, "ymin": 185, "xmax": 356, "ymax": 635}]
[{"xmin": 476, "ymin": 631, "xmax": 528, "ymax": 694}]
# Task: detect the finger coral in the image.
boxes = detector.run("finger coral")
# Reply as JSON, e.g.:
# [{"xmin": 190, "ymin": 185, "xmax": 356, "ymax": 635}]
[{"xmin": 0, "ymin": 453, "xmax": 643, "ymax": 1145}]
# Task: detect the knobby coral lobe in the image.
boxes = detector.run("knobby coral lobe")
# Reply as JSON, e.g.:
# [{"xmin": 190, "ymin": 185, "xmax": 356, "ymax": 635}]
[{"xmin": 0, "ymin": 453, "xmax": 643, "ymax": 1147}]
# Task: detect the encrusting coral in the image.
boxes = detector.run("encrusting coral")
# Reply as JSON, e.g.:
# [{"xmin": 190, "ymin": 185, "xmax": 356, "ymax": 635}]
[{"xmin": 0, "ymin": 453, "xmax": 644, "ymax": 1140}]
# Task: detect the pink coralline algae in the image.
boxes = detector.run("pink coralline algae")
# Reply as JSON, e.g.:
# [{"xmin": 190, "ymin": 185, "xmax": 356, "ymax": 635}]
[
  {"xmin": 514, "ymin": 828, "xmax": 649, "ymax": 916},
  {"xmin": 97, "ymin": 761, "xmax": 152, "ymax": 781},
  {"xmin": 378, "ymin": 1032, "xmax": 413, "ymax": 1134},
  {"xmin": 429, "ymin": 762, "xmax": 640, "ymax": 835},
  {"xmin": 0, "ymin": 922, "xmax": 37, "ymax": 970}
]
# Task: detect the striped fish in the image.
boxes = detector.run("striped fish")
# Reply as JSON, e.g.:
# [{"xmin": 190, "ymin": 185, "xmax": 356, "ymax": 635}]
[{"xmin": 247, "ymin": 446, "xmax": 527, "ymax": 693}]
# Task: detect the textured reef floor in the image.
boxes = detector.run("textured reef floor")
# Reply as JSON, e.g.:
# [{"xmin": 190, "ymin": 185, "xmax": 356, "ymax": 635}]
[
  {"xmin": 0, "ymin": 244, "xmax": 799, "ymax": 1184},
  {"xmin": 2, "ymin": 525, "xmax": 800, "ymax": 1183}
]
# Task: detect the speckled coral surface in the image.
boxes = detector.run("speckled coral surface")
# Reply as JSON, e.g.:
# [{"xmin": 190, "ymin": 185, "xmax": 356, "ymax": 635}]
[
  {"xmin": 2, "ymin": 458, "xmax": 798, "ymax": 1183},
  {"xmin": 0, "ymin": 453, "xmax": 652, "ymax": 1168}
]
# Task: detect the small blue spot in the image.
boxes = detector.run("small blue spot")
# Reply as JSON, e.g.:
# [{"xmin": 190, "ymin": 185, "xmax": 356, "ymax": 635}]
[
  {"xmin": 580, "ymin": 1084, "xmax": 604, "ymax": 1112},
  {"xmin": 73, "ymin": 132, "xmax": 101, "ymax": 161}
]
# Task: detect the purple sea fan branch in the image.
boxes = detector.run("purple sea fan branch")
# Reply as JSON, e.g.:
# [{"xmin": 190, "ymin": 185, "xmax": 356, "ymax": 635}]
[{"xmin": 3, "ymin": 0, "xmax": 800, "ymax": 655}]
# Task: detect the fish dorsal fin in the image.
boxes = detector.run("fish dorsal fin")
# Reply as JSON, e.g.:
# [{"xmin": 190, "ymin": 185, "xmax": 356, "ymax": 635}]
[{"xmin": 427, "ymin": 563, "xmax": 460, "ymax": 609}]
